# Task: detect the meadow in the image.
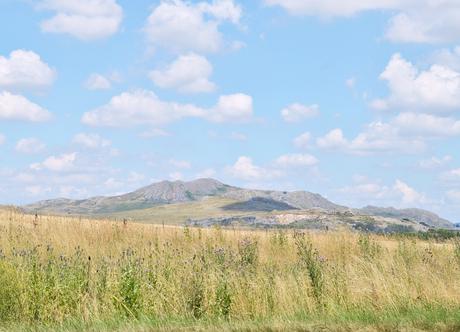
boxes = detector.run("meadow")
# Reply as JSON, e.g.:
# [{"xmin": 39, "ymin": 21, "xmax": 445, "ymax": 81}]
[{"xmin": 1, "ymin": 208, "xmax": 460, "ymax": 331}]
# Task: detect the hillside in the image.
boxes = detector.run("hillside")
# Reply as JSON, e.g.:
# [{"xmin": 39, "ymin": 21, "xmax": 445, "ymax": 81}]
[
  {"xmin": 358, "ymin": 206, "xmax": 452, "ymax": 229},
  {"xmin": 22, "ymin": 178, "xmax": 452, "ymax": 230},
  {"xmin": 23, "ymin": 178, "xmax": 344, "ymax": 214}
]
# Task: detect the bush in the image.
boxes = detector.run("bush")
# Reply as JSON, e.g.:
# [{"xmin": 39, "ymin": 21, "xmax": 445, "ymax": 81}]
[{"xmin": 0, "ymin": 261, "xmax": 21, "ymax": 321}]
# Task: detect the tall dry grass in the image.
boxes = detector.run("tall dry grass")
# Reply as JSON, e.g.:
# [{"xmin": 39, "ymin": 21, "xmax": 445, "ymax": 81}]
[{"xmin": 1, "ymin": 208, "xmax": 460, "ymax": 331}]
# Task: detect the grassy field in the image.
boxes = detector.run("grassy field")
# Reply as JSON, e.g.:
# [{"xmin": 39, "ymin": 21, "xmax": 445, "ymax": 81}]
[
  {"xmin": 100, "ymin": 197, "xmax": 247, "ymax": 224},
  {"xmin": 1, "ymin": 208, "xmax": 460, "ymax": 331}
]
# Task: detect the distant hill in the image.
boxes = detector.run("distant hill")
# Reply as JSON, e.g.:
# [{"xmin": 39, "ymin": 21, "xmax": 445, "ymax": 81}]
[
  {"xmin": 24, "ymin": 179, "xmax": 234, "ymax": 214},
  {"xmin": 23, "ymin": 178, "xmax": 344, "ymax": 214},
  {"xmin": 22, "ymin": 178, "xmax": 452, "ymax": 229},
  {"xmin": 357, "ymin": 206, "xmax": 452, "ymax": 229}
]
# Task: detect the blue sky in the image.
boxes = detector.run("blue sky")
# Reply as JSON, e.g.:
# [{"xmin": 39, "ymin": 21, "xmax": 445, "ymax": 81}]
[{"xmin": 1, "ymin": 0, "xmax": 460, "ymax": 221}]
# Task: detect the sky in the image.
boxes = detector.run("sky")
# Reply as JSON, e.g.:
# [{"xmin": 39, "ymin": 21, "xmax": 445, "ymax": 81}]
[{"xmin": 1, "ymin": 0, "xmax": 460, "ymax": 221}]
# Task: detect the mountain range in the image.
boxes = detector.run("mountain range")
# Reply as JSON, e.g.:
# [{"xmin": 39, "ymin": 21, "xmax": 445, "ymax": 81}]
[{"xmin": 22, "ymin": 178, "xmax": 452, "ymax": 230}]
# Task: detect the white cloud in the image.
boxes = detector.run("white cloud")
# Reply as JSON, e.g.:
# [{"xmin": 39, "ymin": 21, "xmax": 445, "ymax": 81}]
[
  {"xmin": 0, "ymin": 134, "xmax": 5, "ymax": 145},
  {"xmin": 208, "ymin": 93, "xmax": 253, "ymax": 123},
  {"xmin": 30, "ymin": 152, "xmax": 77, "ymax": 172},
  {"xmin": 393, "ymin": 179, "xmax": 425, "ymax": 205},
  {"xmin": 265, "ymin": 1, "xmax": 460, "ymax": 44},
  {"xmin": 0, "ymin": 50, "xmax": 56, "ymax": 91},
  {"xmin": 39, "ymin": 0, "xmax": 123, "ymax": 40},
  {"xmin": 82, "ymin": 90, "xmax": 205, "ymax": 127},
  {"xmin": 440, "ymin": 168, "xmax": 460, "ymax": 183},
  {"xmin": 293, "ymin": 132, "xmax": 311, "ymax": 149},
  {"xmin": 281, "ymin": 103, "xmax": 319, "ymax": 123},
  {"xmin": 139, "ymin": 128, "xmax": 171, "ymax": 139},
  {"xmin": 197, "ymin": 0, "xmax": 241, "ymax": 23},
  {"xmin": 104, "ymin": 177, "xmax": 123, "ymax": 190},
  {"xmin": 322, "ymin": 113, "xmax": 460, "ymax": 155},
  {"xmin": 345, "ymin": 77, "xmax": 356, "ymax": 88},
  {"xmin": 169, "ymin": 171, "xmax": 184, "ymax": 181},
  {"xmin": 337, "ymin": 178, "xmax": 391, "ymax": 200},
  {"xmin": 336, "ymin": 176, "xmax": 426, "ymax": 208},
  {"xmin": 432, "ymin": 46, "xmax": 460, "ymax": 71},
  {"xmin": 15, "ymin": 138, "xmax": 46, "ymax": 154},
  {"xmin": 264, "ymin": 0, "xmax": 399, "ymax": 17},
  {"xmin": 230, "ymin": 132, "xmax": 247, "ymax": 141},
  {"xmin": 316, "ymin": 128, "xmax": 348, "ymax": 150},
  {"xmin": 418, "ymin": 155, "xmax": 452, "ymax": 170},
  {"xmin": 26, "ymin": 185, "xmax": 52, "ymax": 196},
  {"xmin": 144, "ymin": 0, "xmax": 241, "ymax": 54},
  {"xmin": 275, "ymin": 153, "xmax": 318, "ymax": 168},
  {"xmin": 72, "ymin": 133, "xmax": 111, "ymax": 149},
  {"xmin": 85, "ymin": 73, "xmax": 112, "ymax": 90},
  {"xmin": 317, "ymin": 123, "xmax": 425, "ymax": 155},
  {"xmin": 373, "ymin": 53, "xmax": 460, "ymax": 113},
  {"xmin": 196, "ymin": 168, "xmax": 216, "ymax": 178},
  {"xmin": 169, "ymin": 159, "xmax": 191, "ymax": 169},
  {"xmin": 446, "ymin": 190, "xmax": 460, "ymax": 204},
  {"xmin": 385, "ymin": 4, "xmax": 460, "ymax": 43},
  {"xmin": 83, "ymin": 90, "xmax": 253, "ymax": 127},
  {"xmin": 318, "ymin": 112, "xmax": 460, "ymax": 155},
  {"xmin": 227, "ymin": 156, "xmax": 282, "ymax": 181},
  {"xmin": 0, "ymin": 91, "xmax": 52, "ymax": 122},
  {"xmin": 393, "ymin": 113, "xmax": 460, "ymax": 137},
  {"xmin": 149, "ymin": 53, "xmax": 216, "ymax": 93}
]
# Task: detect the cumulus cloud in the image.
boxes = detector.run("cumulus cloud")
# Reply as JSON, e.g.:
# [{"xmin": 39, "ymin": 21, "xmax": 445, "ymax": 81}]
[
  {"xmin": 15, "ymin": 138, "xmax": 46, "ymax": 154},
  {"xmin": 418, "ymin": 156, "xmax": 452, "ymax": 170},
  {"xmin": 281, "ymin": 103, "xmax": 319, "ymax": 123},
  {"xmin": 373, "ymin": 54, "xmax": 460, "ymax": 113},
  {"xmin": 139, "ymin": 128, "xmax": 171, "ymax": 139},
  {"xmin": 345, "ymin": 77, "xmax": 356, "ymax": 88},
  {"xmin": 82, "ymin": 90, "xmax": 253, "ymax": 127},
  {"xmin": 265, "ymin": 0, "xmax": 460, "ymax": 44},
  {"xmin": 316, "ymin": 128, "xmax": 348, "ymax": 150},
  {"xmin": 275, "ymin": 153, "xmax": 318, "ymax": 168},
  {"xmin": 293, "ymin": 132, "xmax": 311, "ymax": 149},
  {"xmin": 38, "ymin": 0, "xmax": 123, "ymax": 40},
  {"xmin": 227, "ymin": 156, "xmax": 282, "ymax": 181},
  {"xmin": 264, "ymin": 0, "xmax": 399, "ymax": 17},
  {"xmin": 169, "ymin": 172, "xmax": 184, "ymax": 181},
  {"xmin": 230, "ymin": 132, "xmax": 247, "ymax": 141},
  {"xmin": 0, "ymin": 91, "xmax": 52, "ymax": 122},
  {"xmin": 144, "ymin": 0, "xmax": 241, "ymax": 54},
  {"xmin": 432, "ymin": 46, "xmax": 460, "ymax": 71},
  {"xmin": 169, "ymin": 159, "xmax": 191, "ymax": 169},
  {"xmin": 394, "ymin": 179, "xmax": 426, "ymax": 205},
  {"xmin": 208, "ymin": 93, "xmax": 253, "ymax": 123},
  {"xmin": 30, "ymin": 152, "xmax": 77, "ymax": 172},
  {"xmin": 85, "ymin": 73, "xmax": 112, "ymax": 90},
  {"xmin": 440, "ymin": 168, "xmax": 460, "ymax": 184},
  {"xmin": 385, "ymin": 4, "xmax": 460, "ymax": 43},
  {"xmin": 393, "ymin": 113, "xmax": 460, "ymax": 137},
  {"xmin": 82, "ymin": 90, "xmax": 205, "ymax": 127},
  {"xmin": 196, "ymin": 168, "xmax": 216, "ymax": 178},
  {"xmin": 317, "ymin": 123, "xmax": 425, "ymax": 155},
  {"xmin": 337, "ymin": 176, "xmax": 426, "ymax": 207},
  {"xmin": 0, "ymin": 50, "xmax": 56, "ymax": 91},
  {"xmin": 149, "ymin": 53, "xmax": 216, "ymax": 93},
  {"xmin": 72, "ymin": 133, "xmax": 111, "ymax": 149},
  {"xmin": 446, "ymin": 190, "xmax": 460, "ymax": 204}
]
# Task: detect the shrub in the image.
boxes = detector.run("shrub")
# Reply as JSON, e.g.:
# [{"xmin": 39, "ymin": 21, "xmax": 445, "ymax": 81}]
[
  {"xmin": 293, "ymin": 231, "xmax": 325, "ymax": 306},
  {"xmin": 0, "ymin": 261, "xmax": 21, "ymax": 321}
]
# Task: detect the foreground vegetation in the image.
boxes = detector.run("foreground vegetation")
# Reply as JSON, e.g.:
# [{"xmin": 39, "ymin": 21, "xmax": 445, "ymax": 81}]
[{"xmin": 1, "ymin": 208, "xmax": 460, "ymax": 331}]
